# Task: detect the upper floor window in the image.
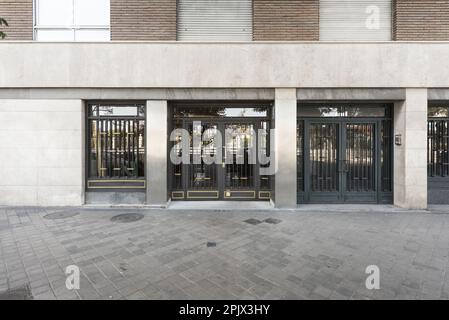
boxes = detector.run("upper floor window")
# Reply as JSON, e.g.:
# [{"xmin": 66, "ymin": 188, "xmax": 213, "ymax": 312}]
[
  {"xmin": 320, "ymin": 0, "xmax": 392, "ymax": 41},
  {"xmin": 34, "ymin": 0, "xmax": 110, "ymax": 41},
  {"xmin": 177, "ymin": 0, "xmax": 252, "ymax": 41}
]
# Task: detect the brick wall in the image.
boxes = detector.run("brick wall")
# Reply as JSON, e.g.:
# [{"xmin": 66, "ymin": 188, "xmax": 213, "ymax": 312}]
[
  {"xmin": 111, "ymin": 0, "xmax": 177, "ymax": 41},
  {"xmin": 393, "ymin": 0, "xmax": 449, "ymax": 40},
  {"xmin": 253, "ymin": 0, "xmax": 319, "ymax": 41},
  {"xmin": 2, "ymin": 0, "xmax": 449, "ymax": 42},
  {"xmin": 0, "ymin": 0, "xmax": 33, "ymax": 40}
]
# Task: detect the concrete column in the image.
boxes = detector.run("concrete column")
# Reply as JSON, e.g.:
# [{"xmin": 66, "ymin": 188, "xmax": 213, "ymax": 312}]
[
  {"xmin": 393, "ymin": 88, "xmax": 428, "ymax": 209},
  {"xmin": 274, "ymin": 88, "xmax": 297, "ymax": 208},
  {"xmin": 146, "ymin": 100, "xmax": 168, "ymax": 207}
]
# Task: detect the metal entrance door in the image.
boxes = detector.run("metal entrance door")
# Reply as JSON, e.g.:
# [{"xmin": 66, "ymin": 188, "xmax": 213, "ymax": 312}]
[
  {"xmin": 172, "ymin": 118, "xmax": 271, "ymax": 200},
  {"xmin": 303, "ymin": 120, "xmax": 378, "ymax": 203}
]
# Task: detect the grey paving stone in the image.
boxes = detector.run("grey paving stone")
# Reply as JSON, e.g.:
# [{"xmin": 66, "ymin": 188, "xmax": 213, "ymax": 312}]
[{"xmin": 1, "ymin": 206, "xmax": 449, "ymax": 300}]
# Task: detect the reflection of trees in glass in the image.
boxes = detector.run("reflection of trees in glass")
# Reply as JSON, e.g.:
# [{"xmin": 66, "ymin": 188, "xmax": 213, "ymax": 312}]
[
  {"xmin": 252, "ymin": 107, "xmax": 267, "ymax": 114},
  {"xmin": 104, "ymin": 106, "xmax": 113, "ymax": 115},
  {"xmin": 319, "ymin": 106, "xmax": 339, "ymax": 116},
  {"xmin": 317, "ymin": 106, "xmax": 342, "ymax": 117},
  {"xmin": 347, "ymin": 107, "xmax": 361, "ymax": 117},
  {"xmin": 301, "ymin": 105, "xmax": 385, "ymax": 117},
  {"xmin": 428, "ymin": 106, "xmax": 449, "ymax": 118},
  {"xmin": 0, "ymin": 18, "xmax": 8, "ymax": 39},
  {"xmin": 175, "ymin": 107, "xmax": 267, "ymax": 118}
]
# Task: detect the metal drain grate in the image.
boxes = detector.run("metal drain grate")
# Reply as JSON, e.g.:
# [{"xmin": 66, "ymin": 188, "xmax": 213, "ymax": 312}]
[
  {"xmin": 44, "ymin": 210, "xmax": 79, "ymax": 220},
  {"xmin": 264, "ymin": 218, "xmax": 282, "ymax": 224},
  {"xmin": 244, "ymin": 218, "xmax": 262, "ymax": 225},
  {"xmin": 110, "ymin": 213, "xmax": 144, "ymax": 223},
  {"xmin": 0, "ymin": 284, "xmax": 33, "ymax": 300}
]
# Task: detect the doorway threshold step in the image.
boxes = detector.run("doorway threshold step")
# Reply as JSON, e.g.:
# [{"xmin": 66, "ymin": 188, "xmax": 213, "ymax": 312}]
[
  {"xmin": 295, "ymin": 204, "xmax": 426, "ymax": 213},
  {"xmin": 167, "ymin": 201, "xmax": 274, "ymax": 211}
]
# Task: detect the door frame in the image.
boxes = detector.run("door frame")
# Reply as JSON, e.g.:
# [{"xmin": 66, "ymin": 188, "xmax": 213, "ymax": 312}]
[
  {"xmin": 172, "ymin": 117, "xmax": 272, "ymax": 200},
  {"xmin": 301, "ymin": 118, "xmax": 385, "ymax": 204}
]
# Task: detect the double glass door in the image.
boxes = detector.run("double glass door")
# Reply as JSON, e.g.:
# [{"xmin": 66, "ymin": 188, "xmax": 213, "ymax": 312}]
[
  {"xmin": 172, "ymin": 119, "xmax": 271, "ymax": 200},
  {"xmin": 299, "ymin": 119, "xmax": 383, "ymax": 203}
]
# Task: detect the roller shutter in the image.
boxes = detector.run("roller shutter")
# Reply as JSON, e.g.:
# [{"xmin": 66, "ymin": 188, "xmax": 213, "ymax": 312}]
[
  {"xmin": 177, "ymin": 0, "xmax": 252, "ymax": 41},
  {"xmin": 320, "ymin": 0, "xmax": 392, "ymax": 41}
]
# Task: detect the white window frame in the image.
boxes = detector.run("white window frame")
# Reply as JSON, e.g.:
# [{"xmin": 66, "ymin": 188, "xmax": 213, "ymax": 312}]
[{"xmin": 33, "ymin": 0, "xmax": 111, "ymax": 41}]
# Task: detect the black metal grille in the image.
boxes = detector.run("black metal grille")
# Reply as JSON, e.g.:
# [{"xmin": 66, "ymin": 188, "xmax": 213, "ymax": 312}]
[
  {"xmin": 428, "ymin": 119, "xmax": 449, "ymax": 177},
  {"xmin": 87, "ymin": 103, "xmax": 145, "ymax": 187},
  {"xmin": 224, "ymin": 124, "xmax": 255, "ymax": 189},
  {"xmin": 188, "ymin": 122, "xmax": 218, "ymax": 190},
  {"xmin": 309, "ymin": 123, "xmax": 339, "ymax": 192},
  {"xmin": 172, "ymin": 118, "xmax": 184, "ymax": 190},
  {"xmin": 345, "ymin": 123, "xmax": 375, "ymax": 192},
  {"xmin": 260, "ymin": 121, "xmax": 272, "ymax": 190},
  {"xmin": 381, "ymin": 119, "xmax": 393, "ymax": 191},
  {"xmin": 297, "ymin": 121, "xmax": 304, "ymax": 192}
]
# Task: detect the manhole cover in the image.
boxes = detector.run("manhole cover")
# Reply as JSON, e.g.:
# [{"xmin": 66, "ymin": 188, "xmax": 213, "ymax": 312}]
[
  {"xmin": 44, "ymin": 210, "xmax": 79, "ymax": 220},
  {"xmin": 206, "ymin": 241, "xmax": 217, "ymax": 247},
  {"xmin": 244, "ymin": 218, "xmax": 262, "ymax": 225},
  {"xmin": 0, "ymin": 284, "xmax": 33, "ymax": 300},
  {"xmin": 110, "ymin": 213, "xmax": 144, "ymax": 223},
  {"xmin": 264, "ymin": 218, "xmax": 282, "ymax": 224}
]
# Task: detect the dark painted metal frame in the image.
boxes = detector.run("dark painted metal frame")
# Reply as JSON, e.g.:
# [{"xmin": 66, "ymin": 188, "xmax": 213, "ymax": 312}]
[
  {"xmin": 85, "ymin": 100, "xmax": 147, "ymax": 192},
  {"xmin": 297, "ymin": 104, "xmax": 394, "ymax": 204},
  {"xmin": 427, "ymin": 103, "xmax": 449, "ymax": 203},
  {"xmin": 169, "ymin": 101, "xmax": 273, "ymax": 201}
]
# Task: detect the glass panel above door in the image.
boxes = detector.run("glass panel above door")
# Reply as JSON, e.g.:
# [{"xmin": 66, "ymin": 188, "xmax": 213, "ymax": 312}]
[
  {"xmin": 173, "ymin": 106, "xmax": 269, "ymax": 118},
  {"xmin": 298, "ymin": 106, "xmax": 341, "ymax": 117},
  {"xmin": 90, "ymin": 104, "xmax": 145, "ymax": 117},
  {"xmin": 428, "ymin": 105, "xmax": 449, "ymax": 118},
  {"xmin": 298, "ymin": 104, "xmax": 389, "ymax": 118}
]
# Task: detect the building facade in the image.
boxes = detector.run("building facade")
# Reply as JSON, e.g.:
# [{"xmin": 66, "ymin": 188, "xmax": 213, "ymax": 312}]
[{"xmin": 0, "ymin": 0, "xmax": 449, "ymax": 209}]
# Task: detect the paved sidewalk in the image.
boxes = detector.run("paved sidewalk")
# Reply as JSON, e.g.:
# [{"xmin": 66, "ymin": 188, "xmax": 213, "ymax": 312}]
[{"xmin": 0, "ymin": 206, "xmax": 448, "ymax": 300}]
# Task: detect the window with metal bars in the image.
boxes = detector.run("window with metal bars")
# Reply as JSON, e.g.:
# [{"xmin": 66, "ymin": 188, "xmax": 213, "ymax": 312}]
[
  {"xmin": 428, "ymin": 105, "xmax": 449, "ymax": 178},
  {"xmin": 86, "ymin": 102, "xmax": 145, "ymax": 190}
]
